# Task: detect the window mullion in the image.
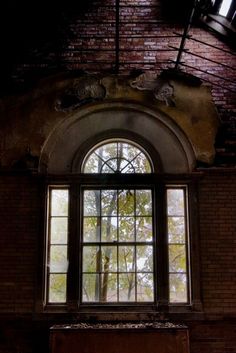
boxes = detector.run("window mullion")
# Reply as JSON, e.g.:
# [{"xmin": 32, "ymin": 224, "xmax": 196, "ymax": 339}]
[
  {"xmin": 188, "ymin": 181, "xmax": 202, "ymax": 311},
  {"xmin": 156, "ymin": 183, "xmax": 169, "ymax": 308},
  {"xmin": 67, "ymin": 183, "xmax": 79, "ymax": 311}
]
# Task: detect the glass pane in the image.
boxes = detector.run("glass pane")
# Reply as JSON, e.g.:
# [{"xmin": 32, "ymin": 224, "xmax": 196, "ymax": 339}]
[
  {"xmin": 101, "ymin": 159, "xmax": 117, "ymax": 173},
  {"xmin": 51, "ymin": 190, "xmax": 68, "ymax": 216},
  {"xmin": 49, "ymin": 274, "xmax": 66, "ymax": 303},
  {"xmin": 168, "ymin": 217, "xmax": 185, "ymax": 243},
  {"xmin": 136, "ymin": 217, "xmax": 153, "ymax": 242},
  {"xmin": 219, "ymin": 0, "xmax": 232, "ymax": 16},
  {"xmin": 120, "ymin": 143, "xmax": 150, "ymax": 174},
  {"xmin": 101, "ymin": 273, "xmax": 117, "ymax": 302},
  {"xmin": 169, "ymin": 244, "xmax": 186, "ymax": 272},
  {"xmin": 136, "ymin": 245, "xmax": 153, "ymax": 272},
  {"xmin": 119, "ymin": 246, "xmax": 135, "ymax": 272},
  {"xmin": 137, "ymin": 273, "xmax": 154, "ymax": 302},
  {"xmin": 120, "ymin": 160, "xmax": 136, "ymax": 174},
  {"xmin": 132, "ymin": 153, "xmax": 152, "ymax": 173},
  {"xmin": 119, "ymin": 217, "xmax": 135, "ymax": 242},
  {"xmin": 83, "ymin": 217, "xmax": 100, "ymax": 242},
  {"xmin": 50, "ymin": 218, "xmax": 68, "ymax": 244},
  {"xmin": 101, "ymin": 190, "xmax": 117, "ymax": 216},
  {"xmin": 98, "ymin": 143, "xmax": 117, "ymax": 162},
  {"xmin": 50, "ymin": 245, "xmax": 68, "ymax": 273},
  {"xmin": 120, "ymin": 142, "xmax": 139, "ymax": 160},
  {"xmin": 84, "ymin": 190, "xmax": 100, "ymax": 216},
  {"xmin": 101, "ymin": 217, "xmax": 118, "ymax": 242},
  {"xmin": 101, "ymin": 246, "xmax": 117, "ymax": 272},
  {"xmin": 82, "ymin": 274, "xmax": 99, "ymax": 302},
  {"xmin": 83, "ymin": 154, "xmax": 99, "ymax": 173},
  {"xmin": 136, "ymin": 190, "xmax": 152, "ymax": 216},
  {"xmin": 167, "ymin": 189, "xmax": 185, "ymax": 216},
  {"xmin": 169, "ymin": 273, "xmax": 187, "ymax": 303},
  {"xmin": 118, "ymin": 190, "xmax": 134, "ymax": 216},
  {"xmin": 119, "ymin": 273, "xmax": 135, "ymax": 301},
  {"xmin": 83, "ymin": 246, "xmax": 100, "ymax": 272},
  {"xmin": 96, "ymin": 144, "xmax": 118, "ymax": 173},
  {"xmin": 82, "ymin": 140, "xmax": 152, "ymax": 174}
]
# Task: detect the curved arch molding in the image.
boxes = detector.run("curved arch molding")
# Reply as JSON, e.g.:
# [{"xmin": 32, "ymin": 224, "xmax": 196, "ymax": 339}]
[
  {"xmin": 40, "ymin": 102, "xmax": 196, "ymax": 174},
  {"xmin": 0, "ymin": 74, "xmax": 219, "ymax": 171}
]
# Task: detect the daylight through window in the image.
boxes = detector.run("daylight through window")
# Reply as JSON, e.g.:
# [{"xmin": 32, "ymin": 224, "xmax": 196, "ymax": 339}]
[{"xmin": 45, "ymin": 139, "xmax": 190, "ymax": 308}]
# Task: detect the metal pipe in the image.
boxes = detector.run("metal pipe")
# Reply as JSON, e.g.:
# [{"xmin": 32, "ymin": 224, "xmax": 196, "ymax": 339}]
[
  {"xmin": 169, "ymin": 45, "xmax": 236, "ymax": 70},
  {"xmin": 172, "ymin": 60, "xmax": 236, "ymax": 86},
  {"xmin": 115, "ymin": 0, "xmax": 120, "ymax": 73},
  {"xmin": 175, "ymin": 0, "xmax": 198, "ymax": 70},
  {"xmin": 173, "ymin": 31, "xmax": 236, "ymax": 55}
]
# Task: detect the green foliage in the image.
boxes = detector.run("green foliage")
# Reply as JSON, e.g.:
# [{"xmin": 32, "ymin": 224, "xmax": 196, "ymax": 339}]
[
  {"xmin": 49, "ymin": 274, "xmax": 67, "ymax": 303},
  {"xmin": 82, "ymin": 188, "xmax": 154, "ymax": 303}
]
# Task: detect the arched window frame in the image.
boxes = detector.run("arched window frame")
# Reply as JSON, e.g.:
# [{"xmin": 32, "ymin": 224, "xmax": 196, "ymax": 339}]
[{"xmin": 40, "ymin": 138, "xmax": 202, "ymax": 317}]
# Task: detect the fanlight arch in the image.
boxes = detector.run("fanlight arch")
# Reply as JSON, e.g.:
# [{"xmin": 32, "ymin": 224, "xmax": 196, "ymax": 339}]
[
  {"xmin": 39, "ymin": 102, "xmax": 196, "ymax": 174},
  {"xmin": 82, "ymin": 139, "xmax": 153, "ymax": 174}
]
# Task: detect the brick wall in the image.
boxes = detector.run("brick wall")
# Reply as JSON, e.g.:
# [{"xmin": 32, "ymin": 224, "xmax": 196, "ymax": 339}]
[
  {"xmin": 1, "ymin": 0, "xmax": 235, "ymax": 112},
  {"xmin": 2, "ymin": 0, "xmax": 235, "ymax": 168},
  {"xmin": 198, "ymin": 171, "xmax": 236, "ymax": 315},
  {"xmin": 0, "ymin": 171, "xmax": 236, "ymax": 352},
  {"xmin": 0, "ymin": 175, "xmax": 40, "ymax": 313}
]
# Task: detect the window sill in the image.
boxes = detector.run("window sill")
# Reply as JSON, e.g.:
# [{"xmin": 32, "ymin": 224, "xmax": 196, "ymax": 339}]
[{"xmin": 37, "ymin": 303, "xmax": 204, "ymax": 321}]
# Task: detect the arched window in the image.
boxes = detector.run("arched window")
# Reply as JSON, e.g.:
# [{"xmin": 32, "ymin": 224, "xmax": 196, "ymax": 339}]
[
  {"xmin": 45, "ymin": 139, "xmax": 192, "ymax": 308},
  {"xmin": 82, "ymin": 140, "xmax": 152, "ymax": 174}
]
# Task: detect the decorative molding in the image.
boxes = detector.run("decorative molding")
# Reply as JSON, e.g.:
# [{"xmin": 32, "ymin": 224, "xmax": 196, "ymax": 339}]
[
  {"xmin": 55, "ymin": 76, "xmax": 106, "ymax": 112},
  {"xmin": 130, "ymin": 72, "xmax": 175, "ymax": 107}
]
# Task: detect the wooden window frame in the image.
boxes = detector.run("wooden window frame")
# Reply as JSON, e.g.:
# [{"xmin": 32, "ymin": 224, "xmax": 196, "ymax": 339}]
[{"xmin": 38, "ymin": 173, "xmax": 202, "ymax": 318}]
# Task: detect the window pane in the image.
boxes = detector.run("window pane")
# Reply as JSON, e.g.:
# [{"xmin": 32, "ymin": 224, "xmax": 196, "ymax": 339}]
[
  {"xmin": 101, "ymin": 159, "xmax": 118, "ymax": 173},
  {"xmin": 167, "ymin": 187, "xmax": 188, "ymax": 304},
  {"xmin": 82, "ymin": 274, "xmax": 99, "ymax": 302},
  {"xmin": 83, "ymin": 246, "xmax": 100, "ymax": 272},
  {"xmin": 101, "ymin": 246, "xmax": 117, "ymax": 272},
  {"xmin": 49, "ymin": 274, "xmax": 67, "ymax": 303},
  {"xmin": 82, "ymin": 187, "xmax": 154, "ymax": 303},
  {"xmin": 168, "ymin": 217, "xmax": 185, "ymax": 243},
  {"xmin": 119, "ymin": 273, "xmax": 135, "ymax": 302},
  {"xmin": 119, "ymin": 246, "xmax": 135, "ymax": 272},
  {"xmin": 167, "ymin": 189, "xmax": 185, "ymax": 216},
  {"xmin": 50, "ymin": 245, "xmax": 68, "ymax": 273},
  {"xmin": 101, "ymin": 273, "xmax": 117, "ymax": 302},
  {"xmin": 136, "ymin": 190, "xmax": 152, "ymax": 216},
  {"xmin": 101, "ymin": 217, "xmax": 118, "ymax": 242},
  {"xmin": 119, "ymin": 217, "xmax": 135, "ymax": 242},
  {"xmin": 136, "ymin": 217, "xmax": 153, "ymax": 242},
  {"xmin": 219, "ymin": 0, "xmax": 232, "ymax": 16},
  {"xmin": 83, "ymin": 154, "xmax": 99, "ymax": 173},
  {"xmin": 50, "ymin": 218, "xmax": 68, "ymax": 244},
  {"xmin": 83, "ymin": 217, "xmax": 100, "ymax": 242},
  {"xmin": 47, "ymin": 188, "xmax": 69, "ymax": 304},
  {"xmin": 51, "ymin": 190, "xmax": 68, "ymax": 216},
  {"xmin": 136, "ymin": 245, "xmax": 153, "ymax": 272},
  {"xmin": 84, "ymin": 190, "xmax": 100, "ymax": 216},
  {"xmin": 118, "ymin": 190, "xmax": 135, "ymax": 216},
  {"xmin": 137, "ymin": 273, "xmax": 154, "ymax": 301},
  {"xmin": 101, "ymin": 190, "xmax": 117, "ymax": 216},
  {"xmin": 169, "ymin": 274, "xmax": 187, "ymax": 303},
  {"xmin": 169, "ymin": 244, "xmax": 186, "ymax": 272}
]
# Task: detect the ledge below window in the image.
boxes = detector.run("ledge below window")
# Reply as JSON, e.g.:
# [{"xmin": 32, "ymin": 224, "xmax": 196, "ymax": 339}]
[{"xmin": 50, "ymin": 322, "xmax": 190, "ymax": 353}]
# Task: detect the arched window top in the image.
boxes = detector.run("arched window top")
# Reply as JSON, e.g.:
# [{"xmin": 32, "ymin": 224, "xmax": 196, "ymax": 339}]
[{"xmin": 82, "ymin": 139, "xmax": 153, "ymax": 174}]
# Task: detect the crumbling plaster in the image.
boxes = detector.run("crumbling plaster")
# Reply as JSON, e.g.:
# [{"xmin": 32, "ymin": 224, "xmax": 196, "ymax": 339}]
[{"xmin": 0, "ymin": 74, "xmax": 219, "ymax": 170}]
